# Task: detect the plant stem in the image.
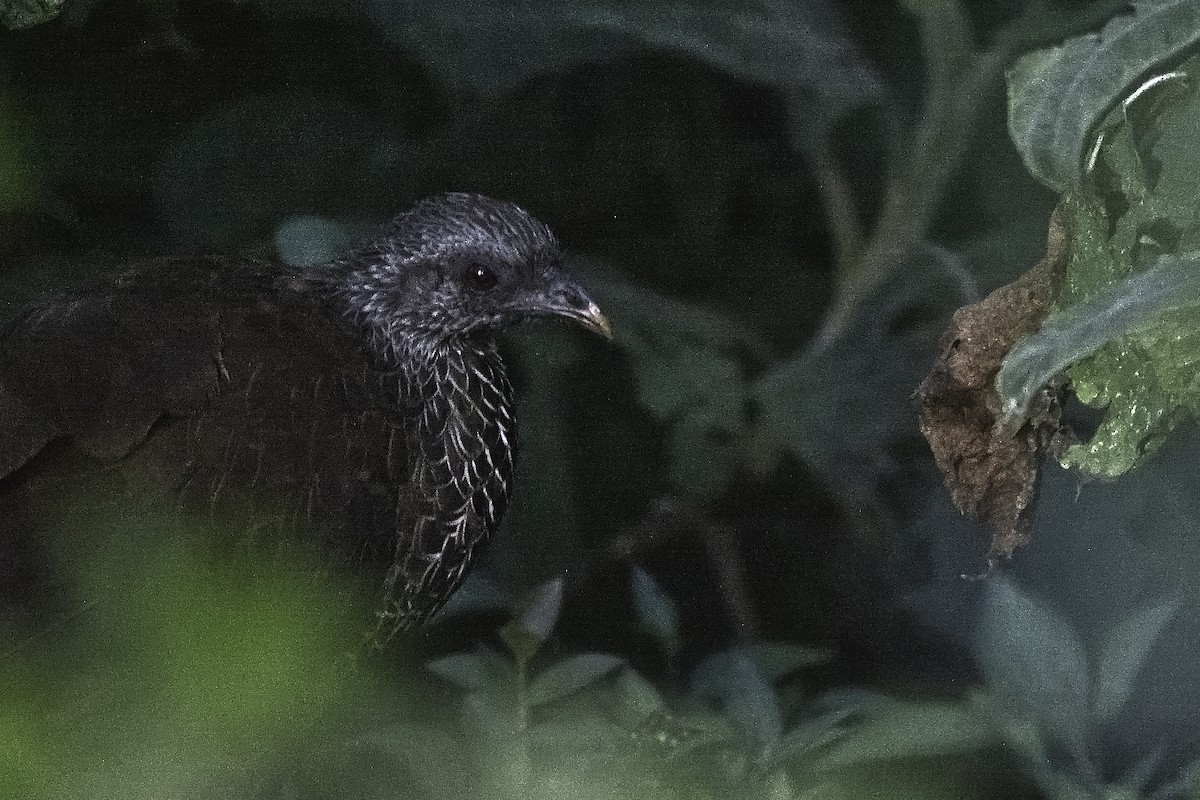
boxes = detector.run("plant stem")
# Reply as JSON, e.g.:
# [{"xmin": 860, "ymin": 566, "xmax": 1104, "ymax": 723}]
[{"xmin": 808, "ymin": 0, "xmax": 1013, "ymax": 351}]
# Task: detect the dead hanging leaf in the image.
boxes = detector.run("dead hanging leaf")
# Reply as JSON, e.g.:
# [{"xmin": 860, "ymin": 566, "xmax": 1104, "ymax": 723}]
[{"xmin": 914, "ymin": 205, "xmax": 1070, "ymax": 561}]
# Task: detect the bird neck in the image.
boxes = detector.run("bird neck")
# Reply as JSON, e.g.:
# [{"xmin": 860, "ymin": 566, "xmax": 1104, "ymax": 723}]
[
  {"xmin": 405, "ymin": 336, "xmax": 510, "ymax": 413},
  {"xmin": 408, "ymin": 335, "xmax": 517, "ymax": 532},
  {"xmin": 306, "ymin": 260, "xmax": 514, "ymax": 427}
]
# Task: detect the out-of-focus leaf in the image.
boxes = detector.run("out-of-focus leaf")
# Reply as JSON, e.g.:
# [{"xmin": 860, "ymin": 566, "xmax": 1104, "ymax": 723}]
[
  {"xmin": 370, "ymin": 0, "xmax": 881, "ymax": 153},
  {"xmin": 528, "ymin": 653, "xmax": 624, "ymax": 707},
  {"xmin": 432, "ymin": 570, "xmax": 513, "ymax": 621},
  {"xmin": 973, "ymin": 576, "xmax": 1090, "ymax": 747},
  {"xmin": 970, "ymin": 691, "xmax": 1083, "ymax": 799},
  {"xmin": 1119, "ymin": 744, "xmax": 1165, "ymax": 795},
  {"xmin": 815, "ymin": 699, "xmax": 992, "ymax": 768},
  {"xmin": 1153, "ymin": 754, "xmax": 1200, "ymax": 797},
  {"xmin": 0, "ymin": 82, "xmax": 41, "ymax": 217},
  {"xmin": 527, "ymin": 718, "xmax": 630, "ymax": 761},
  {"xmin": 1093, "ymin": 597, "xmax": 1178, "ymax": 722},
  {"xmin": 613, "ymin": 668, "xmax": 667, "ymax": 725},
  {"xmin": 0, "ymin": 0, "xmax": 64, "ymax": 28},
  {"xmin": 1007, "ymin": 0, "xmax": 1200, "ymax": 193},
  {"xmin": 9, "ymin": 510, "xmax": 357, "ymax": 800},
  {"xmin": 500, "ymin": 576, "xmax": 564, "ymax": 664},
  {"xmin": 690, "ymin": 648, "xmax": 782, "ymax": 750},
  {"xmin": 427, "ymin": 648, "xmax": 516, "ymax": 694},
  {"xmin": 630, "ymin": 566, "xmax": 681, "ymax": 654},
  {"xmin": 579, "ymin": 259, "xmax": 759, "ymax": 503},
  {"xmin": 768, "ymin": 706, "xmax": 855, "ymax": 769},
  {"xmin": 347, "ymin": 723, "xmax": 472, "ymax": 800},
  {"xmin": 756, "ymin": 251, "xmax": 967, "ymax": 533},
  {"xmin": 462, "ymin": 691, "xmax": 519, "ymax": 742},
  {"xmin": 274, "ymin": 214, "xmax": 358, "ymax": 267},
  {"xmin": 154, "ymin": 91, "xmax": 396, "ymax": 250},
  {"xmin": 745, "ymin": 642, "xmax": 833, "ymax": 683}
]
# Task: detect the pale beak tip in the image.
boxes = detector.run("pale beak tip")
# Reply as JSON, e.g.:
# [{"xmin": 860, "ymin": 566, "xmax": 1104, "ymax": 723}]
[{"xmin": 584, "ymin": 302, "xmax": 613, "ymax": 340}]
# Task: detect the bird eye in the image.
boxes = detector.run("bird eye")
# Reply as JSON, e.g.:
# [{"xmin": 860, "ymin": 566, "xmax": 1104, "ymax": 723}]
[{"xmin": 465, "ymin": 263, "xmax": 499, "ymax": 291}]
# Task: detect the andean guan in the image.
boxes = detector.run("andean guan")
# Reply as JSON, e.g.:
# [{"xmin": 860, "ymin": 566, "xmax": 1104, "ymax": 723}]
[{"xmin": 0, "ymin": 192, "xmax": 610, "ymax": 640}]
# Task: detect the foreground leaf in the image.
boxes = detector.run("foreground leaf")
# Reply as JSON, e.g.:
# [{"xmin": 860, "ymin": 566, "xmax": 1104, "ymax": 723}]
[
  {"xmin": 1007, "ymin": 0, "xmax": 1200, "ymax": 193},
  {"xmin": 816, "ymin": 698, "xmax": 993, "ymax": 768},
  {"xmin": 528, "ymin": 653, "xmax": 624, "ymax": 707},
  {"xmin": 1093, "ymin": 597, "xmax": 1178, "ymax": 722},
  {"xmin": 974, "ymin": 576, "xmax": 1090, "ymax": 748}
]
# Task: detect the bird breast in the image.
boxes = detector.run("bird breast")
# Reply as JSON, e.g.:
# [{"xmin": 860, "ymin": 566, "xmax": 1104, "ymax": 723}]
[{"xmin": 380, "ymin": 340, "xmax": 517, "ymax": 630}]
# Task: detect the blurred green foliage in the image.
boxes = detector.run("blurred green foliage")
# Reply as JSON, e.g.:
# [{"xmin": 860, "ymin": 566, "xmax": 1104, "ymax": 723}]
[
  {"xmin": 0, "ymin": 79, "xmax": 40, "ymax": 219},
  {"xmin": 0, "ymin": 511, "xmax": 362, "ymax": 800}
]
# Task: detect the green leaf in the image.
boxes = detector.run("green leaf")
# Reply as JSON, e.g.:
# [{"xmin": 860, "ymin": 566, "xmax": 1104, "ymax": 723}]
[
  {"xmin": 500, "ymin": 577, "xmax": 564, "ymax": 664},
  {"xmin": 974, "ymin": 576, "xmax": 1090, "ymax": 747},
  {"xmin": 432, "ymin": 571, "xmax": 512, "ymax": 621},
  {"xmin": 582, "ymin": 263, "xmax": 757, "ymax": 503},
  {"xmin": 1007, "ymin": 0, "xmax": 1200, "ymax": 193},
  {"xmin": 427, "ymin": 648, "xmax": 515, "ymax": 694},
  {"xmin": 691, "ymin": 649, "xmax": 783, "ymax": 749},
  {"xmin": 1001, "ymin": 63, "xmax": 1200, "ymax": 478},
  {"xmin": 997, "ymin": 251, "xmax": 1200, "ymax": 426},
  {"xmin": 0, "ymin": 0, "xmax": 65, "ymax": 28},
  {"xmin": 526, "ymin": 719, "xmax": 632, "ymax": 763},
  {"xmin": 528, "ymin": 653, "xmax": 624, "ymax": 707},
  {"xmin": 969, "ymin": 691, "xmax": 1091, "ymax": 800},
  {"xmin": 612, "ymin": 668, "xmax": 667, "ymax": 725},
  {"xmin": 1093, "ymin": 597, "xmax": 1178, "ymax": 721},
  {"xmin": 815, "ymin": 699, "xmax": 993, "ymax": 768},
  {"xmin": 6, "ymin": 509, "xmax": 358, "ymax": 800},
  {"xmin": 462, "ymin": 691, "xmax": 520, "ymax": 742},
  {"xmin": 370, "ymin": 0, "xmax": 882, "ymax": 152},
  {"xmin": 768, "ymin": 706, "xmax": 855, "ymax": 769},
  {"xmin": 629, "ymin": 566, "xmax": 681, "ymax": 654},
  {"xmin": 1153, "ymin": 754, "xmax": 1200, "ymax": 796},
  {"xmin": 745, "ymin": 642, "xmax": 833, "ymax": 683}
]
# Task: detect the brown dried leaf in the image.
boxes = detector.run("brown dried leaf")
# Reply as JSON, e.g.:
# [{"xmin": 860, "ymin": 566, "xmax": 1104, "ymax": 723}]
[{"xmin": 914, "ymin": 206, "xmax": 1070, "ymax": 560}]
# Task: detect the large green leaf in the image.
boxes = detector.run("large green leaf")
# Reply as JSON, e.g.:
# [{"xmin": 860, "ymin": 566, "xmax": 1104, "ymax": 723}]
[
  {"xmin": 1007, "ymin": 0, "xmax": 1200, "ymax": 194},
  {"xmin": 997, "ymin": 250, "xmax": 1200, "ymax": 428},
  {"xmin": 1000, "ymin": 52, "xmax": 1200, "ymax": 478}
]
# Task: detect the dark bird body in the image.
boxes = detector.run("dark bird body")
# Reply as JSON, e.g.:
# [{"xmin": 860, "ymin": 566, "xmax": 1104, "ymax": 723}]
[{"xmin": 0, "ymin": 193, "xmax": 609, "ymax": 637}]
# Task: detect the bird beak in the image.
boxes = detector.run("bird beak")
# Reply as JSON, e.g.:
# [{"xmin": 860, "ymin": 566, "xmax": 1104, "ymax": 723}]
[
  {"xmin": 527, "ymin": 279, "xmax": 613, "ymax": 339},
  {"xmin": 570, "ymin": 299, "xmax": 613, "ymax": 339}
]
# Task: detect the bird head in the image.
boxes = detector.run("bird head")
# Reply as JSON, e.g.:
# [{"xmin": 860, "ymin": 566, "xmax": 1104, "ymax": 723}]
[{"xmin": 333, "ymin": 193, "xmax": 610, "ymax": 360}]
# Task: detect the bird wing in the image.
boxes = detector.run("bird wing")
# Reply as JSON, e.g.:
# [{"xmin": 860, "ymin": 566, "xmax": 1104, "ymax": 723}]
[
  {"xmin": 0, "ymin": 257, "xmax": 237, "ymax": 477},
  {"xmin": 0, "ymin": 257, "xmax": 418, "ymax": 569}
]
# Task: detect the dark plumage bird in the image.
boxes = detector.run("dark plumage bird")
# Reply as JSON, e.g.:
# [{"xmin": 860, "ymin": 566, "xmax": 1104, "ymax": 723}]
[{"xmin": 0, "ymin": 193, "xmax": 609, "ymax": 639}]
